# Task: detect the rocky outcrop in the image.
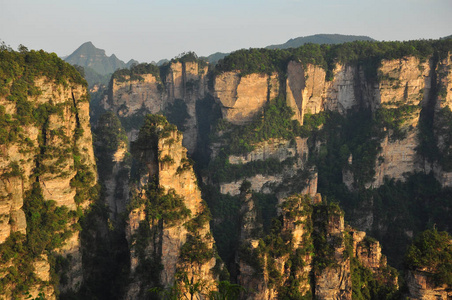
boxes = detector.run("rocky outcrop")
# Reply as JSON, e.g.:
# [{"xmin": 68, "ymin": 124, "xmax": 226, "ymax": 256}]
[
  {"xmin": 313, "ymin": 204, "xmax": 352, "ymax": 300},
  {"xmin": 286, "ymin": 61, "xmax": 366, "ymax": 124},
  {"xmin": 102, "ymin": 59, "xmax": 209, "ymax": 154},
  {"xmin": 218, "ymin": 137, "xmax": 311, "ymax": 197},
  {"xmin": 214, "ymin": 72, "xmax": 279, "ymax": 124},
  {"xmin": 125, "ymin": 116, "xmax": 219, "ymax": 299},
  {"xmin": 339, "ymin": 56, "xmax": 437, "ymax": 189},
  {"xmin": 236, "ymin": 193, "xmax": 398, "ymax": 299},
  {"xmin": 107, "ymin": 74, "xmax": 164, "ymax": 118},
  {"xmin": 0, "ymin": 61, "xmax": 97, "ymax": 298},
  {"xmin": 105, "ymin": 140, "xmax": 130, "ymax": 218},
  {"xmin": 378, "ymin": 57, "xmax": 430, "ymax": 106},
  {"xmin": 406, "ymin": 270, "xmax": 452, "ymax": 300},
  {"xmin": 237, "ymin": 194, "xmax": 313, "ymax": 300},
  {"xmin": 93, "ymin": 112, "xmax": 131, "ymax": 221},
  {"xmin": 228, "ymin": 138, "xmax": 301, "ymax": 165},
  {"xmin": 372, "ymin": 128, "xmax": 420, "ymax": 188}
]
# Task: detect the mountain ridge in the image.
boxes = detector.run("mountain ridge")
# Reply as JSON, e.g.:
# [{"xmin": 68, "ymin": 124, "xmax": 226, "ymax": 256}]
[
  {"xmin": 204, "ymin": 33, "xmax": 376, "ymax": 64},
  {"xmin": 64, "ymin": 41, "xmax": 138, "ymax": 75},
  {"xmin": 265, "ymin": 33, "xmax": 376, "ymax": 50},
  {"xmin": 64, "ymin": 41, "xmax": 138, "ymax": 87}
]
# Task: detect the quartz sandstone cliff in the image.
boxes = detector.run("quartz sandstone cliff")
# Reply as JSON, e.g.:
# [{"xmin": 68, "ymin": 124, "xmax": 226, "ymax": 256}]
[
  {"xmin": 214, "ymin": 72, "xmax": 279, "ymax": 125},
  {"xmin": 0, "ymin": 74, "xmax": 97, "ymax": 298},
  {"xmin": 406, "ymin": 269, "xmax": 452, "ymax": 300},
  {"xmin": 125, "ymin": 117, "xmax": 218, "ymax": 299},
  {"xmin": 236, "ymin": 193, "xmax": 397, "ymax": 300},
  {"xmin": 102, "ymin": 60, "xmax": 208, "ymax": 153}
]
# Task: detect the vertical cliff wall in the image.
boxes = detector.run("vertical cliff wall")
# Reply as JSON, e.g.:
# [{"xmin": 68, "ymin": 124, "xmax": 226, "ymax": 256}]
[
  {"xmin": 0, "ymin": 49, "xmax": 97, "ymax": 299},
  {"xmin": 211, "ymin": 52, "xmax": 452, "ymax": 189},
  {"xmin": 214, "ymin": 72, "xmax": 279, "ymax": 125},
  {"xmin": 125, "ymin": 115, "xmax": 219, "ymax": 299}
]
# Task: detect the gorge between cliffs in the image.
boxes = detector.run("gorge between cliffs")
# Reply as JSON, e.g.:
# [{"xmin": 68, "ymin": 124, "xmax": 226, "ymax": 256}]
[{"xmin": 0, "ymin": 39, "xmax": 451, "ymax": 299}]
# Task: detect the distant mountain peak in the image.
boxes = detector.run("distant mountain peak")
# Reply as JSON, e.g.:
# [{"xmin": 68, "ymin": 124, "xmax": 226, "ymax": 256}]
[{"xmin": 64, "ymin": 42, "xmax": 130, "ymax": 76}]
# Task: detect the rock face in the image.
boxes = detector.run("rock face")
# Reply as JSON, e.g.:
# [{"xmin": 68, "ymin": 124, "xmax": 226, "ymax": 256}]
[
  {"xmin": 101, "ymin": 59, "xmax": 209, "ymax": 154},
  {"xmin": 108, "ymin": 73, "xmax": 165, "ymax": 118},
  {"xmin": 372, "ymin": 128, "xmax": 419, "ymax": 187},
  {"xmin": 236, "ymin": 193, "xmax": 398, "ymax": 300},
  {"xmin": 237, "ymin": 194, "xmax": 313, "ymax": 300},
  {"xmin": 212, "ymin": 56, "xmax": 452, "ymax": 189},
  {"xmin": 93, "ymin": 112, "xmax": 130, "ymax": 221},
  {"xmin": 125, "ymin": 116, "xmax": 218, "ymax": 299},
  {"xmin": 406, "ymin": 270, "xmax": 452, "ymax": 300},
  {"xmin": 214, "ymin": 72, "xmax": 279, "ymax": 124},
  {"xmin": 228, "ymin": 138, "xmax": 300, "ymax": 165},
  {"xmin": 313, "ymin": 204, "xmax": 352, "ymax": 300},
  {"xmin": 0, "ymin": 52, "xmax": 97, "ymax": 299},
  {"xmin": 218, "ymin": 137, "xmax": 311, "ymax": 197}
]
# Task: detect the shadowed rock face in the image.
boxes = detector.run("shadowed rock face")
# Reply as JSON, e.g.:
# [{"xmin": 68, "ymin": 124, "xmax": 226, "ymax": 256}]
[{"xmin": 236, "ymin": 193, "xmax": 397, "ymax": 300}]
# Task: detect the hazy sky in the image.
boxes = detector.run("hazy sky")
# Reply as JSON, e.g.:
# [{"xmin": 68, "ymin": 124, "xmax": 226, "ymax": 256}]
[{"xmin": 1, "ymin": 0, "xmax": 451, "ymax": 63}]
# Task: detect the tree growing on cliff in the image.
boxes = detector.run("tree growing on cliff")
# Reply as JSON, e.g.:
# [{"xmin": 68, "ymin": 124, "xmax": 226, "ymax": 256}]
[{"xmin": 405, "ymin": 229, "xmax": 452, "ymax": 286}]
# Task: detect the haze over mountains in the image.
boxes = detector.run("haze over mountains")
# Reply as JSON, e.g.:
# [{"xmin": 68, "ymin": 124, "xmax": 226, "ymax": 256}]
[
  {"xmin": 64, "ymin": 34, "xmax": 378, "ymax": 87},
  {"xmin": 64, "ymin": 41, "xmax": 138, "ymax": 75},
  {"xmin": 63, "ymin": 41, "xmax": 138, "ymax": 87},
  {"xmin": 64, "ymin": 34, "xmax": 452, "ymax": 88}
]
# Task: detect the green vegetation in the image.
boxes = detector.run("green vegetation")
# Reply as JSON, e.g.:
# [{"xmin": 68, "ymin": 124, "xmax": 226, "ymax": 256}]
[
  {"xmin": 0, "ymin": 44, "xmax": 86, "ymax": 94},
  {"xmin": 118, "ymin": 106, "xmax": 148, "ymax": 132},
  {"xmin": 0, "ymin": 44, "xmax": 87, "ymax": 147},
  {"xmin": 375, "ymin": 104, "xmax": 420, "ymax": 141},
  {"xmin": 0, "ymin": 44, "xmax": 99, "ymax": 297},
  {"xmin": 179, "ymin": 233, "xmax": 214, "ymax": 264},
  {"xmin": 93, "ymin": 112, "xmax": 129, "ymax": 179},
  {"xmin": 266, "ymin": 33, "xmax": 375, "ymax": 50},
  {"xmin": 215, "ymin": 39, "xmax": 451, "ymax": 80},
  {"xmin": 208, "ymin": 156, "xmax": 297, "ymax": 184},
  {"xmin": 312, "ymin": 202, "xmax": 343, "ymax": 273},
  {"xmin": 405, "ymin": 229, "xmax": 452, "ymax": 286},
  {"xmin": 312, "ymin": 105, "xmax": 417, "ymax": 192},
  {"xmin": 434, "ymin": 107, "xmax": 452, "ymax": 171},
  {"xmin": 237, "ymin": 195, "xmax": 314, "ymax": 297},
  {"xmin": 164, "ymin": 99, "xmax": 190, "ymax": 131},
  {"xmin": 201, "ymin": 184, "xmax": 241, "ymax": 270},
  {"xmin": 132, "ymin": 220, "xmax": 164, "ymax": 293},
  {"xmin": 112, "ymin": 63, "xmax": 161, "ymax": 83},
  {"xmin": 132, "ymin": 114, "xmax": 178, "ymax": 151},
  {"xmin": 142, "ymin": 183, "xmax": 191, "ymax": 226},
  {"xmin": 321, "ymin": 172, "xmax": 452, "ymax": 268},
  {"xmin": 213, "ymin": 96, "xmax": 310, "ymax": 156},
  {"xmin": 198, "ymin": 39, "xmax": 452, "ymax": 297},
  {"xmin": 0, "ymin": 183, "xmax": 78, "ymax": 297},
  {"xmin": 350, "ymin": 255, "xmax": 399, "ymax": 300}
]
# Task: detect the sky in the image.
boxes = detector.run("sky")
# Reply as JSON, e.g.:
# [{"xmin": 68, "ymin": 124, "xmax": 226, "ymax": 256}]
[{"xmin": 1, "ymin": 0, "xmax": 451, "ymax": 63}]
